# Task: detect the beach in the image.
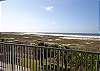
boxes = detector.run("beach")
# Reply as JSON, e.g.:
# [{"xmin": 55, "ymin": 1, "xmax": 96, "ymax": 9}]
[
  {"xmin": 0, "ymin": 32, "xmax": 100, "ymax": 51},
  {"xmin": 23, "ymin": 32, "xmax": 100, "ymax": 40}
]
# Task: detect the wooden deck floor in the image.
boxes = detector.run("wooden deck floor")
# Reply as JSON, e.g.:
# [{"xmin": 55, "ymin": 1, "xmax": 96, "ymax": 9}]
[{"xmin": 0, "ymin": 62, "xmax": 30, "ymax": 71}]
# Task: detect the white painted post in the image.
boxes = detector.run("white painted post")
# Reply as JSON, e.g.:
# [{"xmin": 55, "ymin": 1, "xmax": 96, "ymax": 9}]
[
  {"xmin": 96, "ymin": 61, "xmax": 100, "ymax": 71},
  {"xmin": 11, "ymin": 44, "xmax": 15, "ymax": 71}
]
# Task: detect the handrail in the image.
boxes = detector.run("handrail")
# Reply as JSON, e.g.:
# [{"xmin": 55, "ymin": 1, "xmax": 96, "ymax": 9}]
[{"xmin": 0, "ymin": 41, "xmax": 100, "ymax": 54}]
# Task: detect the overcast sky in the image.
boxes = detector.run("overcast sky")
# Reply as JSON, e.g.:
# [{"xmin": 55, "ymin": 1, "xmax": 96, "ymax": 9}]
[{"xmin": 0, "ymin": 0, "xmax": 99, "ymax": 33}]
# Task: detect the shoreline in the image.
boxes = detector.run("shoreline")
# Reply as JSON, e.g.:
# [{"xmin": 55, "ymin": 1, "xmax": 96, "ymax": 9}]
[{"xmin": 24, "ymin": 32, "xmax": 100, "ymax": 41}]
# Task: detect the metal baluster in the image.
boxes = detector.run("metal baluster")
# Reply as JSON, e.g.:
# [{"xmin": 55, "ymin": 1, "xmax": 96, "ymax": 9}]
[
  {"xmin": 2, "ymin": 43, "xmax": 4, "ymax": 71},
  {"xmin": 57, "ymin": 50, "xmax": 60, "ymax": 71},
  {"xmin": 50, "ymin": 49, "xmax": 51, "ymax": 71},
  {"xmin": 3, "ymin": 43, "xmax": 4, "ymax": 71},
  {"xmin": 96, "ymin": 54, "xmax": 100, "ymax": 71},
  {"xmin": 70, "ymin": 51, "xmax": 72, "ymax": 71},
  {"xmin": 33, "ymin": 47, "xmax": 35, "ymax": 71},
  {"xmin": 0, "ymin": 43, "xmax": 1, "ymax": 69},
  {"xmin": 46, "ymin": 49, "xmax": 48, "ymax": 70},
  {"xmin": 27, "ymin": 46, "xmax": 28, "ymax": 71},
  {"xmin": 80, "ymin": 53, "xmax": 83, "ymax": 71},
  {"xmin": 79, "ymin": 52, "xmax": 82, "ymax": 71},
  {"xmin": 83, "ymin": 53, "xmax": 85, "ymax": 71},
  {"xmin": 5, "ymin": 44, "xmax": 7, "ymax": 71},
  {"xmin": 3, "ymin": 44, "xmax": 5, "ymax": 71},
  {"xmin": 2, "ymin": 43, "xmax": 4, "ymax": 70},
  {"xmin": 56, "ymin": 50, "xmax": 58, "ymax": 71},
  {"xmin": 86, "ymin": 53, "xmax": 88, "ymax": 71},
  {"xmin": 14, "ymin": 44, "xmax": 16, "ymax": 71},
  {"xmin": 14, "ymin": 45, "xmax": 16, "ymax": 71},
  {"xmin": 66, "ymin": 50, "xmax": 68, "ymax": 71},
  {"xmin": 91, "ymin": 54, "xmax": 94, "ymax": 71},
  {"xmin": 16, "ymin": 45, "xmax": 18, "ymax": 71},
  {"xmin": 39, "ymin": 48, "xmax": 41, "ymax": 71},
  {"xmin": 28, "ymin": 47, "xmax": 29, "ymax": 71},
  {"xmin": 4, "ymin": 43, "xmax": 6, "ymax": 71},
  {"xmin": 36, "ymin": 47, "xmax": 38, "ymax": 71},
  {"xmin": 24, "ymin": 45, "xmax": 26, "ymax": 71},
  {"xmin": 30, "ymin": 47, "xmax": 32, "ymax": 71},
  {"xmin": 11, "ymin": 44, "xmax": 15, "ymax": 71},
  {"xmin": 4, "ymin": 44, "xmax": 6, "ymax": 71},
  {"xmin": 6, "ymin": 44, "xmax": 8, "ymax": 71},
  {"xmin": 1, "ymin": 43, "xmax": 3, "ymax": 70},
  {"xmin": 55, "ymin": 50, "xmax": 57, "ymax": 71},
  {"xmin": 53, "ymin": 49, "xmax": 55, "ymax": 71},
  {"xmin": 42, "ymin": 48, "xmax": 44, "ymax": 71},
  {"xmin": 98, "ymin": 54, "xmax": 99, "ymax": 62},
  {"xmin": 82, "ymin": 53, "xmax": 85, "ymax": 71},
  {"xmin": 20, "ymin": 45, "xmax": 23, "ymax": 71},
  {"xmin": 7, "ymin": 44, "xmax": 9, "ymax": 71},
  {"xmin": 3, "ymin": 43, "xmax": 4, "ymax": 70},
  {"xmin": 15, "ymin": 44, "xmax": 16, "ymax": 71},
  {"xmin": 62, "ymin": 50, "xmax": 64, "ymax": 71},
  {"xmin": 0, "ymin": 43, "xmax": 2, "ymax": 70},
  {"xmin": 19, "ymin": 46, "xmax": 21, "ymax": 71},
  {"xmin": 21, "ymin": 46, "xmax": 23, "ymax": 71},
  {"xmin": 8, "ymin": 44, "xmax": 10, "ymax": 71}
]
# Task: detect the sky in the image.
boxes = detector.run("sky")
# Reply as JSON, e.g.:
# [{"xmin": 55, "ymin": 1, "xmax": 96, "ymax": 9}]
[{"xmin": 0, "ymin": 0, "xmax": 99, "ymax": 33}]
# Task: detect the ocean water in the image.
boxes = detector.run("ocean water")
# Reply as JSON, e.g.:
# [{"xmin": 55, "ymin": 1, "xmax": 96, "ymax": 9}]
[
  {"xmin": 35, "ymin": 33, "xmax": 100, "ymax": 40},
  {"xmin": 42, "ymin": 33, "xmax": 100, "ymax": 36}
]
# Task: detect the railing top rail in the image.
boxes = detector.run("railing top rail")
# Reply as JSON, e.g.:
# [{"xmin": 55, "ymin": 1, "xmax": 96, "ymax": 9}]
[{"xmin": 0, "ymin": 42, "xmax": 100, "ymax": 54}]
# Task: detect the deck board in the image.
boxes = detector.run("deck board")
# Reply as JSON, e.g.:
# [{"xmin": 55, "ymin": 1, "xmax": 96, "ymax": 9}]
[{"xmin": 0, "ymin": 62, "xmax": 30, "ymax": 71}]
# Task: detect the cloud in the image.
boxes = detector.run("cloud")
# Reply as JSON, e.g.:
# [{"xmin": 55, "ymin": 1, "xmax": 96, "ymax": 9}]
[{"xmin": 45, "ymin": 6, "xmax": 54, "ymax": 12}]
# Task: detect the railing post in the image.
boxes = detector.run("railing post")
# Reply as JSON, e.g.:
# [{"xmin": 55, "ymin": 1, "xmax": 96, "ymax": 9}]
[
  {"xmin": 96, "ymin": 61, "xmax": 100, "ymax": 71},
  {"xmin": 11, "ymin": 44, "xmax": 15, "ymax": 71}
]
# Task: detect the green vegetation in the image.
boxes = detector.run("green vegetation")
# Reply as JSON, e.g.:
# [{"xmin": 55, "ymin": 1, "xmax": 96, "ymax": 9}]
[{"xmin": 15, "ymin": 51, "xmax": 99, "ymax": 71}]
